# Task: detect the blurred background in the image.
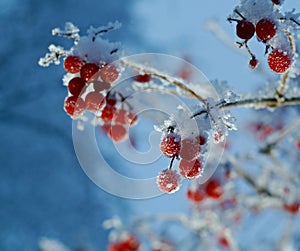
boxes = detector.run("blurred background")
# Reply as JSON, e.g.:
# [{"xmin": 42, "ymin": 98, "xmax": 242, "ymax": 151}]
[{"xmin": 0, "ymin": 0, "xmax": 299, "ymax": 250}]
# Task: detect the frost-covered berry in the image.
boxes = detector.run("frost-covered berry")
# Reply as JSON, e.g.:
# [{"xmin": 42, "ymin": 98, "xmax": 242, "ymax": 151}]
[
  {"xmin": 160, "ymin": 133, "xmax": 181, "ymax": 158},
  {"xmin": 134, "ymin": 74, "xmax": 151, "ymax": 83},
  {"xmin": 64, "ymin": 55, "xmax": 84, "ymax": 73},
  {"xmin": 85, "ymin": 91, "xmax": 105, "ymax": 112},
  {"xmin": 68, "ymin": 77, "xmax": 86, "ymax": 96},
  {"xmin": 236, "ymin": 20, "xmax": 255, "ymax": 40},
  {"xmin": 218, "ymin": 236, "xmax": 230, "ymax": 248},
  {"xmin": 108, "ymin": 235, "xmax": 140, "ymax": 251},
  {"xmin": 179, "ymin": 158, "xmax": 202, "ymax": 180},
  {"xmin": 100, "ymin": 64, "xmax": 119, "ymax": 84},
  {"xmin": 283, "ymin": 202, "xmax": 299, "ymax": 214},
  {"xmin": 109, "ymin": 125, "xmax": 127, "ymax": 142},
  {"xmin": 80, "ymin": 63, "xmax": 100, "ymax": 82},
  {"xmin": 64, "ymin": 95, "xmax": 85, "ymax": 117},
  {"xmin": 268, "ymin": 49, "xmax": 292, "ymax": 73},
  {"xmin": 179, "ymin": 138, "xmax": 200, "ymax": 160},
  {"xmin": 272, "ymin": 0, "xmax": 281, "ymax": 5},
  {"xmin": 249, "ymin": 57, "xmax": 259, "ymax": 69},
  {"xmin": 205, "ymin": 179, "xmax": 223, "ymax": 199},
  {"xmin": 196, "ymin": 134, "xmax": 207, "ymax": 146},
  {"xmin": 255, "ymin": 19, "xmax": 276, "ymax": 41},
  {"xmin": 186, "ymin": 188, "xmax": 205, "ymax": 203},
  {"xmin": 156, "ymin": 169, "xmax": 181, "ymax": 194},
  {"xmin": 101, "ymin": 105, "xmax": 116, "ymax": 122}
]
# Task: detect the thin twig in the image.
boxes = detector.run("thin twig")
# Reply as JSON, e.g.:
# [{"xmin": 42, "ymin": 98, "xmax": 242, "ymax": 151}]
[{"xmin": 121, "ymin": 58, "xmax": 206, "ymax": 103}]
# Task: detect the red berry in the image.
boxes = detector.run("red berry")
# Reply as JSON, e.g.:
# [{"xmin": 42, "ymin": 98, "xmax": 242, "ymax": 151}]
[
  {"xmin": 101, "ymin": 105, "xmax": 116, "ymax": 122},
  {"xmin": 218, "ymin": 236, "xmax": 230, "ymax": 248},
  {"xmin": 186, "ymin": 188, "xmax": 205, "ymax": 203},
  {"xmin": 236, "ymin": 20, "xmax": 255, "ymax": 40},
  {"xmin": 268, "ymin": 48, "xmax": 292, "ymax": 73},
  {"xmin": 256, "ymin": 19, "xmax": 276, "ymax": 41},
  {"xmin": 249, "ymin": 57, "xmax": 259, "ymax": 69},
  {"xmin": 93, "ymin": 81, "xmax": 111, "ymax": 92},
  {"xmin": 100, "ymin": 64, "xmax": 119, "ymax": 84},
  {"xmin": 283, "ymin": 202, "xmax": 299, "ymax": 214},
  {"xmin": 68, "ymin": 77, "xmax": 86, "ymax": 96},
  {"xmin": 272, "ymin": 0, "xmax": 281, "ymax": 5},
  {"xmin": 205, "ymin": 179, "xmax": 223, "ymax": 199},
  {"xmin": 296, "ymin": 140, "xmax": 300, "ymax": 149},
  {"xmin": 106, "ymin": 96, "xmax": 117, "ymax": 106},
  {"xmin": 196, "ymin": 134, "xmax": 207, "ymax": 145},
  {"xmin": 64, "ymin": 55, "xmax": 84, "ymax": 73},
  {"xmin": 134, "ymin": 74, "xmax": 151, "ymax": 83},
  {"xmin": 114, "ymin": 109, "xmax": 127, "ymax": 125},
  {"xmin": 64, "ymin": 95, "xmax": 85, "ymax": 117},
  {"xmin": 80, "ymin": 63, "xmax": 99, "ymax": 82},
  {"xmin": 179, "ymin": 158, "xmax": 202, "ymax": 180},
  {"xmin": 160, "ymin": 133, "xmax": 181, "ymax": 158},
  {"xmin": 179, "ymin": 138, "xmax": 200, "ymax": 160},
  {"xmin": 122, "ymin": 235, "xmax": 140, "ymax": 251},
  {"xmin": 156, "ymin": 169, "xmax": 181, "ymax": 194},
  {"xmin": 85, "ymin": 91, "xmax": 105, "ymax": 112}
]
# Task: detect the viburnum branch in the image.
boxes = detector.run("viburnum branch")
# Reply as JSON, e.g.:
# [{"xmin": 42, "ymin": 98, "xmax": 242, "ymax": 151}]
[
  {"xmin": 220, "ymin": 96, "xmax": 300, "ymax": 109},
  {"xmin": 260, "ymin": 118, "xmax": 300, "ymax": 154},
  {"xmin": 121, "ymin": 58, "xmax": 206, "ymax": 103},
  {"xmin": 227, "ymin": 155, "xmax": 282, "ymax": 199}
]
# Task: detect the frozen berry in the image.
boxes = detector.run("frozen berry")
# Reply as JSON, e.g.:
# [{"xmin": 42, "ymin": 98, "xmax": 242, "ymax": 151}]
[
  {"xmin": 272, "ymin": 0, "xmax": 281, "ymax": 5},
  {"xmin": 64, "ymin": 55, "xmax": 84, "ymax": 73},
  {"xmin": 236, "ymin": 20, "xmax": 255, "ymax": 40},
  {"xmin": 109, "ymin": 125, "xmax": 127, "ymax": 142},
  {"xmin": 101, "ymin": 105, "xmax": 116, "ymax": 122},
  {"xmin": 80, "ymin": 63, "xmax": 99, "ymax": 82},
  {"xmin": 134, "ymin": 74, "xmax": 151, "ymax": 83},
  {"xmin": 85, "ymin": 91, "xmax": 105, "ymax": 112},
  {"xmin": 249, "ymin": 57, "xmax": 259, "ymax": 69},
  {"xmin": 205, "ymin": 179, "xmax": 223, "ymax": 199},
  {"xmin": 64, "ymin": 95, "xmax": 85, "ymax": 117},
  {"xmin": 156, "ymin": 169, "xmax": 181, "ymax": 194},
  {"xmin": 160, "ymin": 133, "xmax": 181, "ymax": 158},
  {"xmin": 180, "ymin": 138, "xmax": 200, "ymax": 160},
  {"xmin": 106, "ymin": 96, "xmax": 117, "ymax": 106},
  {"xmin": 68, "ymin": 77, "xmax": 86, "ymax": 96},
  {"xmin": 268, "ymin": 48, "xmax": 292, "ymax": 73},
  {"xmin": 218, "ymin": 236, "xmax": 230, "ymax": 248},
  {"xmin": 109, "ymin": 124, "xmax": 127, "ymax": 142},
  {"xmin": 179, "ymin": 158, "xmax": 202, "ymax": 180},
  {"xmin": 186, "ymin": 188, "xmax": 205, "ymax": 203},
  {"xmin": 100, "ymin": 64, "xmax": 119, "ymax": 84},
  {"xmin": 256, "ymin": 19, "xmax": 276, "ymax": 41},
  {"xmin": 283, "ymin": 202, "xmax": 299, "ymax": 214},
  {"xmin": 196, "ymin": 134, "xmax": 207, "ymax": 145}
]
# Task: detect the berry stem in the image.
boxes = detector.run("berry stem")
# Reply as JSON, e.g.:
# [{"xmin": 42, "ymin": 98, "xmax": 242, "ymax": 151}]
[
  {"xmin": 234, "ymin": 9, "xmax": 245, "ymax": 20},
  {"xmin": 121, "ymin": 58, "xmax": 206, "ymax": 104},
  {"xmin": 168, "ymin": 156, "xmax": 176, "ymax": 170}
]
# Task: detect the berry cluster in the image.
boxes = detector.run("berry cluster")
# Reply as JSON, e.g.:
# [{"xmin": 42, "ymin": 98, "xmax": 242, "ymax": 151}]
[
  {"xmin": 62, "ymin": 54, "xmax": 139, "ymax": 142},
  {"xmin": 186, "ymin": 178, "xmax": 223, "ymax": 203},
  {"xmin": 63, "ymin": 55, "xmax": 120, "ymax": 117},
  {"xmin": 157, "ymin": 129, "xmax": 207, "ymax": 194},
  {"xmin": 228, "ymin": 2, "xmax": 295, "ymax": 73},
  {"xmin": 108, "ymin": 235, "xmax": 140, "ymax": 251}
]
